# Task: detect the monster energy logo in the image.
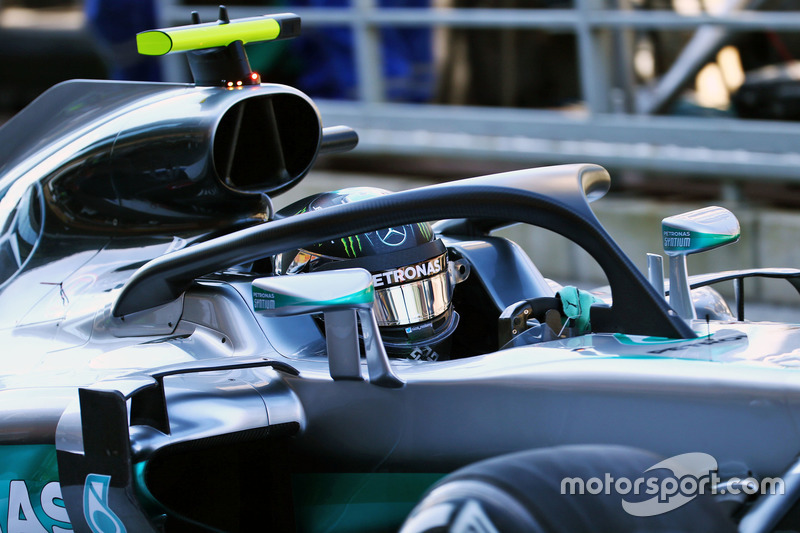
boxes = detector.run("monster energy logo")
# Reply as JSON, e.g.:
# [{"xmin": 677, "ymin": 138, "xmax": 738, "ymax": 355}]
[
  {"xmin": 341, "ymin": 235, "xmax": 362, "ymax": 258},
  {"xmin": 417, "ymin": 223, "xmax": 432, "ymax": 240}
]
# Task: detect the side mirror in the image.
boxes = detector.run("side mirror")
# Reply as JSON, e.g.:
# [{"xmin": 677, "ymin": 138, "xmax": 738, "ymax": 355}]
[
  {"xmin": 252, "ymin": 268, "xmax": 375, "ymax": 315},
  {"xmin": 662, "ymin": 206, "xmax": 740, "ymax": 320},
  {"xmin": 252, "ymin": 269, "xmax": 402, "ymax": 388}
]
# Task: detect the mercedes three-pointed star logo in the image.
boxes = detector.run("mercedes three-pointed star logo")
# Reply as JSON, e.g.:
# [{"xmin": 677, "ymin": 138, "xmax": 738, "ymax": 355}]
[{"xmin": 377, "ymin": 226, "xmax": 407, "ymax": 246}]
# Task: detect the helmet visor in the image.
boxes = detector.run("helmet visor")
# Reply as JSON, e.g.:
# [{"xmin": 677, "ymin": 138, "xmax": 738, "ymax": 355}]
[{"xmin": 373, "ymin": 268, "xmax": 453, "ymax": 327}]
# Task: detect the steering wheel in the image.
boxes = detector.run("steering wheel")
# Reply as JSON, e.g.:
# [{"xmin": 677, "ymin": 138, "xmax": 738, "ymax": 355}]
[{"xmin": 497, "ymin": 297, "xmax": 569, "ymax": 349}]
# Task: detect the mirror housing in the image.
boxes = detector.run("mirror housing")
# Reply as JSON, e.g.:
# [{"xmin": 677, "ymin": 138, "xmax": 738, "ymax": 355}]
[
  {"xmin": 662, "ymin": 206, "xmax": 740, "ymax": 320},
  {"xmin": 253, "ymin": 268, "xmax": 375, "ymax": 315},
  {"xmin": 252, "ymin": 269, "xmax": 402, "ymax": 387}
]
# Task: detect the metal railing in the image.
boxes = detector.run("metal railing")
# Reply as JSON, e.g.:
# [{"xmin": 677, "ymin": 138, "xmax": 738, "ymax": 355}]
[{"xmin": 163, "ymin": 1, "xmax": 800, "ymax": 184}]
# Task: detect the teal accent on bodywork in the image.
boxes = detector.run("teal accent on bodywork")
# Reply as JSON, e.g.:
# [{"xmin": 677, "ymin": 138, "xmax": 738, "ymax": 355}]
[
  {"xmin": 252, "ymin": 284, "xmax": 374, "ymax": 311},
  {"xmin": 662, "ymin": 225, "xmax": 739, "ymax": 255},
  {"xmin": 84, "ymin": 474, "xmax": 126, "ymax": 533},
  {"xmin": 0, "ymin": 444, "xmax": 71, "ymax": 532},
  {"xmin": 613, "ymin": 333, "xmax": 706, "ymax": 346},
  {"xmin": 132, "ymin": 461, "xmax": 192, "ymax": 527},
  {"xmin": 293, "ymin": 472, "xmax": 444, "ymax": 532},
  {"xmin": 610, "ymin": 330, "xmax": 751, "ymax": 362},
  {"xmin": 133, "ymin": 462, "xmax": 165, "ymax": 517}
]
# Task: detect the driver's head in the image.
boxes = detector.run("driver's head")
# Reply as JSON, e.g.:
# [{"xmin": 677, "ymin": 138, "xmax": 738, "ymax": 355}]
[{"xmin": 274, "ymin": 187, "xmax": 463, "ymax": 361}]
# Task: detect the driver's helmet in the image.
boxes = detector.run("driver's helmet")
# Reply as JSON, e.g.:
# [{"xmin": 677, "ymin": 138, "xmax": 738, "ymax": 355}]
[{"xmin": 274, "ymin": 187, "xmax": 464, "ymax": 361}]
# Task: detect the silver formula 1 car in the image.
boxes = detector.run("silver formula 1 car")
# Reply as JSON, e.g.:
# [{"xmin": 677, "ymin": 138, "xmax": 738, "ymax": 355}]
[{"xmin": 1, "ymin": 8, "xmax": 800, "ymax": 533}]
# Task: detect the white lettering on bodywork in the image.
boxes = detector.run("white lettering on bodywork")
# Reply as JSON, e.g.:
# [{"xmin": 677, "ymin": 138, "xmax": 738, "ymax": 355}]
[
  {"xmin": 8, "ymin": 480, "xmax": 48, "ymax": 533},
  {"xmin": 4, "ymin": 481, "xmax": 71, "ymax": 533}
]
